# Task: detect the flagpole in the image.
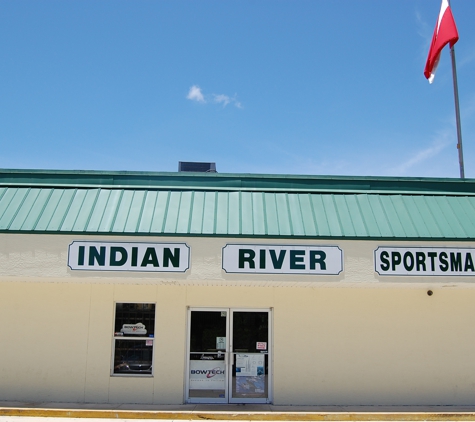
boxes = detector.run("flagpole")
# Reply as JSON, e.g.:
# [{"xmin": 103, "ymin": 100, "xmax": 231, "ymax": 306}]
[{"xmin": 450, "ymin": 46, "xmax": 465, "ymax": 178}]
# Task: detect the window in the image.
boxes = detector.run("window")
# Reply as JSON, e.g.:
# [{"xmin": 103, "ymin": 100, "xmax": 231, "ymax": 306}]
[{"xmin": 112, "ymin": 303, "xmax": 155, "ymax": 376}]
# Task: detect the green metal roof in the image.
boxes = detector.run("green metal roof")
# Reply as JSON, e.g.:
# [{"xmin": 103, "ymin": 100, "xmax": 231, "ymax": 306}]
[{"xmin": 1, "ymin": 168, "xmax": 475, "ymax": 240}]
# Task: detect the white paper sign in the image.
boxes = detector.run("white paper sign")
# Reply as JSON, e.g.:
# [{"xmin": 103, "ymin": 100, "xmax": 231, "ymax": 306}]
[
  {"xmin": 216, "ymin": 337, "xmax": 226, "ymax": 350},
  {"xmin": 235, "ymin": 354, "xmax": 265, "ymax": 377}
]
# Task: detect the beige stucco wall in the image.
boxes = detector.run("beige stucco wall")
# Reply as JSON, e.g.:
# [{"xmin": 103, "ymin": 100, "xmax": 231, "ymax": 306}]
[{"xmin": 1, "ymin": 233, "xmax": 475, "ymax": 405}]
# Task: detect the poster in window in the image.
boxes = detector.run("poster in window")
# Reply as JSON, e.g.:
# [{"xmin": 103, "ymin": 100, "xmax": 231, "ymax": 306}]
[{"xmin": 235, "ymin": 354, "xmax": 264, "ymax": 377}]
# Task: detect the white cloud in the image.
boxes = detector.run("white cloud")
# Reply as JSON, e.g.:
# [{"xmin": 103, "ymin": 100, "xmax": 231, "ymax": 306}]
[
  {"xmin": 213, "ymin": 94, "xmax": 231, "ymax": 107},
  {"xmin": 187, "ymin": 85, "xmax": 242, "ymax": 108},
  {"xmin": 390, "ymin": 131, "xmax": 452, "ymax": 176},
  {"xmin": 186, "ymin": 85, "xmax": 205, "ymax": 103},
  {"xmin": 389, "ymin": 93, "xmax": 475, "ymax": 177}
]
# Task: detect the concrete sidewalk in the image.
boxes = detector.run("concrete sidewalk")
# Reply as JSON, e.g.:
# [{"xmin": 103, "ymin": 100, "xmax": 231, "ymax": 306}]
[{"xmin": 2, "ymin": 402, "xmax": 475, "ymax": 421}]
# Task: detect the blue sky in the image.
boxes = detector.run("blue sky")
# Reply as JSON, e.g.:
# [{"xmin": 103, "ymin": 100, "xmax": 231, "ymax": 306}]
[{"xmin": 1, "ymin": 0, "xmax": 475, "ymax": 178}]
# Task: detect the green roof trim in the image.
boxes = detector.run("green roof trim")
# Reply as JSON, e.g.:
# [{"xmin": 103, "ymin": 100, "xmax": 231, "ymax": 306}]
[{"xmin": 2, "ymin": 168, "xmax": 475, "ymax": 195}]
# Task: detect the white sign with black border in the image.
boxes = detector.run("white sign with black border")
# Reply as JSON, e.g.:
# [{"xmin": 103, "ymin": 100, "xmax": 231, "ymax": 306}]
[
  {"xmin": 375, "ymin": 246, "xmax": 475, "ymax": 276},
  {"xmin": 222, "ymin": 244, "xmax": 343, "ymax": 275},
  {"xmin": 68, "ymin": 241, "xmax": 190, "ymax": 272}
]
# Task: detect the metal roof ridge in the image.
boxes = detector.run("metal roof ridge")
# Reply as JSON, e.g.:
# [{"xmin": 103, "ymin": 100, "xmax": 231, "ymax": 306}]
[
  {"xmin": 2, "ymin": 183, "xmax": 475, "ymax": 197},
  {"xmin": 1, "ymin": 167, "xmax": 475, "ymax": 182},
  {"xmin": 1, "ymin": 168, "xmax": 475, "ymax": 195}
]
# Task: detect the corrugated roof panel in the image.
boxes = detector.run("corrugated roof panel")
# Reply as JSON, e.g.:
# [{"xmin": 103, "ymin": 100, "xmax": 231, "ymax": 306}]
[
  {"xmin": 87, "ymin": 190, "xmax": 110, "ymax": 232},
  {"xmin": 163, "ymin": 192, "xmax": 181, "ymax": 234},
  {"xmin": 423, "ymin": 196, "xmax": 456, "ymax": 239},
  {"xmin": 18, "ymin": 188, "xmax": 53, "ymax": 231},
  {"xmin": 287, "ymin": 194, "xmax": 305, "ymax": 236},
  {"xmin": 215, "ymin": 192, "xmax": 229, "ymax": 235},
  {"xmin": 378, "ymin": 196, "xmax": 406, "ymax": 238},
  {"xmin": 0, "ymin": 188, "xmax": 24, "ymax": 229},
  {"xmin": 137, "ymin": 191, "xmax": 157, "ymax": 233},
  {"xmin": 334, "ymin": 195, "xmax": 357, "ymax": 237},
  {"xmin": 189, "ymin": 191, "xmax": 205, "ymax": 234},
  {"xmin": 401, "ymin": 196, "xmax": 431, "ymax": 238},
  {"xmin": 436, "ymin": 197, "xmax": 470, "ymax": 238},
  {"xmin": 344, "ymin": 195, "xmax": 368, "ymax": 237},
  {"xmin": 264, "ymin": 193, "xmax": 279, "ymax": 236},
  {"xmin": 176, "ymin": 191, "xmax": 193, "ymax": 234},
  {"xmin": 8, "ymin": 188, "xmax": 41, "ymax": 231},
  {"xmin": 388, "ymin": 196, "xmax": 418, "ymax": 238},
  {"xmin": 124, "ymin": 191, "xmax": 146, "ymax": 233},
  {"xmin": 149, "ymin": 191, "xmax": 169, "ymax": 234},
  {"xmin": 201, "ymin": 192, "xmax": 216, "ymax": 235},
  {"xmin": 35, "ymin": 190, "xmax": 66, "ymax": 231},
  {"xmin": 46, "ymin": 190, "xmax": 76, "ymax": 231},
  {"xmin": 251, "ymin": 193, "xmax": 266, "ymax": 236},
  {"xmin": 71, "ymin": 190, "xmax": 100, "ymax": 232},
  {"xmin": 60, "ymin": 189, "xmax": 89, "ymax": 232},
  {"xmin": 407, "ymin": 196, "xmax": 442, "ymax": 238},
  {"xmin": 452, "ymin": 197, "xmax": 475, "ymax": 237},
  {"xmin": 455, "ymin": 198, "xmax": 475, "ymax": 237},
  {"xmin": 228, "ymin": 192, "xmax": 241, "ymax": 235},
  {"xmin": 0, "ymin": 188, "xmax": 17, "ymax": 225},
  {"xmin": 332, "ymin": 196, "xmax": 355, "ymax": 237},
  {"xmin": 356, "ymin": 195, "xmax": 382, "ymax": 237},
  {"xmin": 276, "ymin": 194, "xmax": 292, "ymax": 236},
  {"xmin": 364, "ymin": 196, "xmax": 392, "ymax": 237},
  {"xmin": 110, "ymin": 190, "xmax": 133, "ymax": 233},
  {"xmin": 322, "ymin": 195, "xmax": 343, "ymax": 237},
  {"xmin": 298, "ymin": 194, "xmax": 317, "ymax": 236},
  {"xmin": 241, "ymin": 192, "xmax": 254, "ymax": 235},
  {"xmin": 97, "ymin": 190, "xmax": 122, "ymax": 232},
  {"xmin": 310, "ymin": 195, "xmax": 331, "ymax": 237}
]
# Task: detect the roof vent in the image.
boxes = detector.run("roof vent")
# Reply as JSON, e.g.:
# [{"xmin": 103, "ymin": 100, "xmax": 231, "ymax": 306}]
[{"xmin": 178, "ymin": 161, "xmax": 217, "ymax": 173}]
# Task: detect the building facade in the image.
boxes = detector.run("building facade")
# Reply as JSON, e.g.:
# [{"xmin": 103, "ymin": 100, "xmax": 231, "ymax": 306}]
[{"xmin": 1, "ymin": 169, "xmax": 475, "ymax": 405}]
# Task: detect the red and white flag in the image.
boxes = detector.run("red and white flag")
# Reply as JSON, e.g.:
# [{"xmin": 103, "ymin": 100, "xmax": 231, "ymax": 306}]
[{"xmin": 424, "ymin": 0, "xmax": 459, "ymax": 83}]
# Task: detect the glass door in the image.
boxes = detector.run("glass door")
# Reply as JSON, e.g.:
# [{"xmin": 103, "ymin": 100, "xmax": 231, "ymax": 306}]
[
  {"xmin": 186, "ymin": 308, "xmax": 271, "ymax": 404},
  {"xmin": 186, "ymin": 308, "xmax": 229, "ymax": 403},
  {"xmin": 230, "ymin": 310, "xmax": 270, "ymax": 403}
]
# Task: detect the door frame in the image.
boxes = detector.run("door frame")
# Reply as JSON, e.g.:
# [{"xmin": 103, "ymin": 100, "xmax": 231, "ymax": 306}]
[{"xmin": 185, "ymin": 307, "xmax": 273, "ymax": 404}]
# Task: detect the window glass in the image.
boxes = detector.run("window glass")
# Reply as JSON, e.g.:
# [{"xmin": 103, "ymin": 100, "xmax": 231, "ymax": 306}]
[{"xmin": 113, "ymin": 303, "xmax": 155, "ymax": 376}]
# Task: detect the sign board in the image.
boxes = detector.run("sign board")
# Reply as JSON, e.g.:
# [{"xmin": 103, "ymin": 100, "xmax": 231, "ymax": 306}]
[
  {"xmin": 189, "ymin": 360, "xmax": 226, "ymax": 390},
  {"xmin": 256, "ymin": 342, "xmax": 267, "ymax": 350},
  {"xmin": 120, "ymin": 323, "xmax": 147, "ymax": 335},
  {"xmin": 375, "ymin": 247, "xmax": 475, "ymax": 276},
  {"xmin": 68, "ymin": 241, "xmax": 190, "ymax": 272},
  {"xmin": 216, "ymin": 337, "xmax": 226, "ymax": 350},
  {"xmin": 222, "ymin": 244, "xmax": 343, "ymax": 275}
]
